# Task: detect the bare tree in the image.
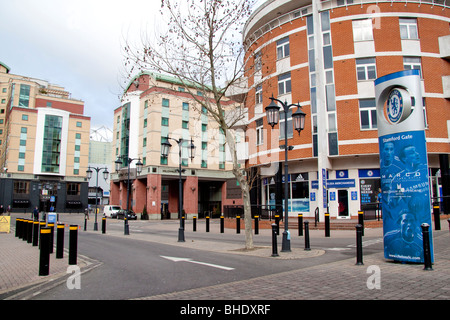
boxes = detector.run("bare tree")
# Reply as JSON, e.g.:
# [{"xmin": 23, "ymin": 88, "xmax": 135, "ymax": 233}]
[{"xmin": 124, "ymin": 0, "xmax": 257, "ymax": 249}]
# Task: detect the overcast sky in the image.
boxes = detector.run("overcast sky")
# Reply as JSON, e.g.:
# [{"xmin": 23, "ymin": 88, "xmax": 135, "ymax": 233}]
[{"xmin": 0, "ymin": 0, "xmax": 163, "ymax": 138}]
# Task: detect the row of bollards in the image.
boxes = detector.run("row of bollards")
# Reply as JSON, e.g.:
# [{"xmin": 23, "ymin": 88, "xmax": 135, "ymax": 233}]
[{"xmin": 14, "ymin": 218, "xmax": 79, "ymax": 276}]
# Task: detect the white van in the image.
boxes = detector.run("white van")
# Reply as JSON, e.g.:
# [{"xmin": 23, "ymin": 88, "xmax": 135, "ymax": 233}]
[{"xmin": 103, "ymin": 205, "xmax": 122, "ymax": 218}]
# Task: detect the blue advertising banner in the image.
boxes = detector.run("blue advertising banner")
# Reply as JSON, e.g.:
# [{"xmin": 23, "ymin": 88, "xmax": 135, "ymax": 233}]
[
  {"xmin": 375, "ymin": 70, "xmax": 433, "ymax": 263},
  {"xmin": 379, "ymin": 130, "xmax": 432, "ymax": 262}
]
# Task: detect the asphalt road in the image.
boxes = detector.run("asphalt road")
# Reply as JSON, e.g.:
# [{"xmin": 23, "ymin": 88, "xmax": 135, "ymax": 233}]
[{"xmin": 28, "ymin": 213, "xmax": 383, "ymax": 300}]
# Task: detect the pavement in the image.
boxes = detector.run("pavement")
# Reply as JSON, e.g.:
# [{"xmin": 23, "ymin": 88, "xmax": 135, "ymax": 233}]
[{"xmin": 1, "ymin": 214, "xmax": 449, "ymax": 301}]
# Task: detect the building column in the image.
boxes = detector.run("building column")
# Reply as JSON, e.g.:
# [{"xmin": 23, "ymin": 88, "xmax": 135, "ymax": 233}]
[
  {"xmin": 183, "ymin": 176, "xmax": 198, "ymax": 219},
  {"xmin": 134, "ymin": 178, "xmax": 147, "ymax": 214},
  {"xmin": 147, "ymin": 174, "xmax": 162, "ymax": 218}
]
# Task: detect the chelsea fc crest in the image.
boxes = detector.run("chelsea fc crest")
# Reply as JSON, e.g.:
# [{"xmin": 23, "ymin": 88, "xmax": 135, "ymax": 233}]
[{"xmin": 386, "ymin": 88, "xmax": 411, "ymax": 124}]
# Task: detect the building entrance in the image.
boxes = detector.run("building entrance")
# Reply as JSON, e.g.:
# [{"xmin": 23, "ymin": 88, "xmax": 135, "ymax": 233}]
[{"xmin": 338, "ymin": 190, "xmax": 349, "ymax": 218}]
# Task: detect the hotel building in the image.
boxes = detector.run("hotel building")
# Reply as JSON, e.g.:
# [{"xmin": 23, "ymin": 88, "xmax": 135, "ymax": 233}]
[
  {"xmin": 243, "ymin": 0, "xmax": 450, "ymax": 220},
  {"xmin": 0, "ymin": 62, "xmax": 90, "ymax": 212},
  {"xmin": 110, "ymin": 72, "xmax": 246, "ymax": 219}
]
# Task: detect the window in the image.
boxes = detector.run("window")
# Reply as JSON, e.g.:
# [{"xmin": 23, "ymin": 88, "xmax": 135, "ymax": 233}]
[
  {"xmin": 162, "ymin": 98, "xmax": 169, "ymax": 107},
  {"xmin": 201, "ymin": 160, "xmax": 207, "ymax": 168},
  {"xmin": 143, "ymin": 118, "xmax": 147, "ymax": 128},
  {"xmin": 67, "ymin": 183, "xmax": 80, "ymax": 196},
  {"xmin": 161, "ymin": 117, "xmax": 169, "ymax": 126},
  {"xmin": 14, "ymin": 181, "xmax": 29, "ymax": 194},
  {"xmin": 202, "ymin": 142, "xmax": 207, "ymax": 150},
  {"xmin": 256, "ymin": 118, "xmax": 264, "ymax": 145},
  {"xmin": 255, "ymin": 85, "xmax": 262, "ymax": 104},
  {"xmin": 352, "ymin": 19, "xmax": 373, "ymax": 41},
  {"xmin": 202, "ymin": 123, "xmax": 207, "ymax": 132},
  {"xmin": 182, "ymin": 121, "xmax": 189, "ymax": 129},
  {"xmin": 21, "ymin": 127, "xmax": 27, "ymax": 133},
  {"xmin": 22, "ymin": 114, "xmax": 28, "ymax": 121},
  {"xmin": 182, "ymin": 102, "xmax": 189, "ymax": 111},
  {"xmin": 254, "ymin": 51, "xmax": 262, "ymax": 72},
  {"xmin": 76, "ymin": 121, "xmax": 82, "ymax": 127},
  {"xmin": 356, "ymin": 58, "xmax": 377, "ymax": 80},
  {"xmin": 403, "ymin": 57, "xmax": 422, "ymax": 77},
  {"xmin": 276, "ymin": 37, "xmax": 290, "ymax": 60},
  {"xmin": 400, "ymin": 18, "xmax": 418, "ymax": 40},
  {"xmin": 19, "ymin": 84, "xmax": 30, "ymax": 107},
  {"xmin": 75, "ymin": 133, "xmax": 81, "ymax": 139},
  {"xmin": 143, "ymin": 137, "xmax": 147, "ymax": 147},
  {"xmin": 278, "ymin": 73, "xmax": 291, "ymax": 95},
  {"xmin": 359, "ymin": 99, "xmax": 377, "ymax": 130}
]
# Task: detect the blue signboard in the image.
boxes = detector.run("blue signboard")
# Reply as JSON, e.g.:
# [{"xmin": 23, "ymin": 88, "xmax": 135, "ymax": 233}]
[{"xmin": 375, "ymin": 70, "xmax": 433, "ymax": 263}]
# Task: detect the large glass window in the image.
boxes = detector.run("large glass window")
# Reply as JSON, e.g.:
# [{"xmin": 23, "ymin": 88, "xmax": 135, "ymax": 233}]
[
  {"xmin": 42, "ymin": 115, "xmax": 62, "ymax": 173},
  {"xmin": 19, "ymin": 84, "xmax": 30, "ymax": 107}
]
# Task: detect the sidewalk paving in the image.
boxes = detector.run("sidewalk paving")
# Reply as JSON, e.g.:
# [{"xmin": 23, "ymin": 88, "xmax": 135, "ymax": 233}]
[{"xmin": 1, "ymin": 215, "xmax": 449, "ymax": 300}]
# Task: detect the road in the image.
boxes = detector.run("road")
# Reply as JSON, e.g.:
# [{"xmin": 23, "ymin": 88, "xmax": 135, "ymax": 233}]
[{"xmin": 24, "ymin": 213, "xmax": 383, "ymax": 300}]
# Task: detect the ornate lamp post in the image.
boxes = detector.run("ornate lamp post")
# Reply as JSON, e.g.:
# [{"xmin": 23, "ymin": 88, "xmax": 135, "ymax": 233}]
[
  {"xmin": 161, "ymin": 136, "xmax": 196, "ymax": 242},
  {"xmin": 114, "ymin": 156, "xmax": 143, "ymax": 235},
  {"xmin": 86, "ymin": 166, "xmax": 109, "ymax": 231},
  {"xmin": 266, "ymin": 95, "xmax": 306, "ymax": 252}
]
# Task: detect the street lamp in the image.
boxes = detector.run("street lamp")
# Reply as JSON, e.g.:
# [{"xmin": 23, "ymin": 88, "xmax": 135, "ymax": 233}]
[
  {"xmin": 86, "ymin": 166, "xmax": 109, "ymax": 231},
  {"xmin": 161, "ymin": 136, "xmax": 196, "ymax": 242},
  {"xmin": 265, "ymin": 95, "xmax": 306, "ymax": 252},
  {"xmin": 114, "ymin": 156, "xmax": 143, "ymax": 235}
]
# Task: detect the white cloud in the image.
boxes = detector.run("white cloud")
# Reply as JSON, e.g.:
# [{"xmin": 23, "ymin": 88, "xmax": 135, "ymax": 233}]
[{"xmin": 0, "ymin": 0, "xmax": 162, "ymax": 128}]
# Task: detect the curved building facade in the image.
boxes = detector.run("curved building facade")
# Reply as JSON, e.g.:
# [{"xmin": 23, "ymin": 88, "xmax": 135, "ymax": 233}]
[{"xmin": 244, "ymin": 0, "xmax": 450, "ymax": 220}]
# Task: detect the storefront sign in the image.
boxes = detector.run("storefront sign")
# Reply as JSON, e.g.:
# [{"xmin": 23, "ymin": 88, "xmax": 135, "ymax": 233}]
[{"xmin": 375, "ymin": 70, "xmax": 433, "ymax": 263}]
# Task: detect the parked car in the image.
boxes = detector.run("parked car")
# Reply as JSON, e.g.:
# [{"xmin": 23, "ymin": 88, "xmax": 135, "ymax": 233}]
[
  {"xmin": 103, "ymin": 205, "xmax": 122, "ymax": 218},
  {"xmin": 117, "ymin": 210, "xmax": 137, "ymax": 220}
]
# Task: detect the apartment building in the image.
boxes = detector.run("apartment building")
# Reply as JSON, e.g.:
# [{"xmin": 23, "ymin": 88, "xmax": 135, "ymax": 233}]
[
  {"xmin": 0, "ymin": 61, "xmax": 90, "ymax": 212},
  {"xmin": 243, "ymin": 0, "xmax": 450, "ymax": 220},
  {"xmin": 110, "ymin": 72, "xmax": 245, "ymax": 219}
]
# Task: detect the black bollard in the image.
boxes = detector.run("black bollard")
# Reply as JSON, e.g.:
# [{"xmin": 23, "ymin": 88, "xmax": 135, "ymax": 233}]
[
  {"xmin": 355, "ymin": 224, "xmax": 364, "ymax": 265},
  {"xmin": 206, "ymin": 216, "xmax": 210, "ymax": 233},
  {"xmin": 236, "ymin": 216, "xmax": 240, "ymax": 234},
  {"xmin": 39, "ymin": 227, "xmax": 51, "ymax": 276},
  {"xmin": 84, "ymin": 215, "xmax": 87, "ymax": 231},
  {"xmin": 325, "ymin": 213, "xmax": 330, "ymax": 237},
  {"xmin": 254, "ymin": 216, "xmax": 259, "ymax": 235},
  {"xmin": 220, "ymin": 216, "xmax": 224, "ymax": 233},
  {"xmin": 22, "ymin": 219, "xmax": 28, "ymax": 242},
  {"xmin": 102, "ymin": 217, "xmax": 106, "ymax": 234},
  {"xmin": 304, "ymin": 221, "xmax": 311, "ymax": 251},
  {"xmin": 433, "ymin": 205, "xmax": 441, "ymax": 230},
  {"xmin": 56, "ymin": 224, "xmax": 64, "ymax": 259},
  {"xmin": 15, "ymin": 218, "xmax": 20, "ymax": 238},
  {"xmin": 69, "ymin": 225, "xmax": 78, "ymax": 265},
  {"xmin": 48, "ymin": 223, "xmax": 54, "ymax": 254},
  {"xmin": 298, "ymin": 214, "xmax": 303, "ymax": 236},
  {"xmin": 27, "ymin": 220, "xmax": 33, "ymax": 244},
  {"xmin": 421, "ymin": 223, "xmax": 433, "ymax": 270},
  {"xmin": 275, "ymin": 215, "xmax": 280, "ymax": 235},
  {"xmin": 358, "ymin": 210, "xmax": 364, "ymax": 236},
  {"xmin": 193, "ymin": 216, "xmax": 197, "ymax": 232},
  {"xmin": 271, "ymin": 223, "xmax": 279, "ymax": 257},
  {"xmin": 33, "ymin": 221, "xmax": 39, "ymax": 246}
]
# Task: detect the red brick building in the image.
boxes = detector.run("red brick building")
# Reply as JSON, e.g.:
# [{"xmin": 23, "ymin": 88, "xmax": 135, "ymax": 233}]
[{"xmin": 244, "ymin": 0, "xmax": 450, "ymax": 220}]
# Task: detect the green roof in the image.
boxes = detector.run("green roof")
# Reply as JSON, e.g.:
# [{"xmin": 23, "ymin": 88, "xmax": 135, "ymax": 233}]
[
  {"xmin": 127, "ymin": 71, "xmax": 213, "ymax": 92},
  {"xmin": 0, "ymin": 61, "xmax": 11, "ymax": 73}
]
